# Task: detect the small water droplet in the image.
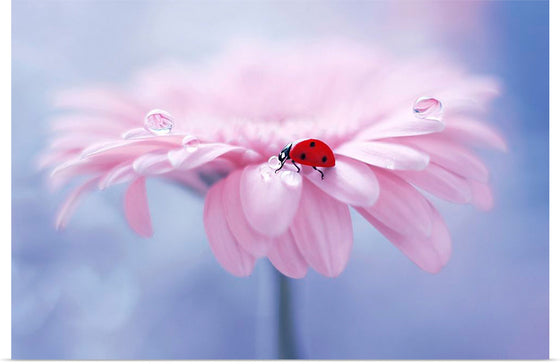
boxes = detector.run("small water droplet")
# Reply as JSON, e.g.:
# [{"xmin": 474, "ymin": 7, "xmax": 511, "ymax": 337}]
[
  {"xmin": 280, "ymin": 171, "xmax": 300, "ymax": 188},
  {"xmin": 413, "ymin": 97, "xmax": 443, "ymax": 119},
  {"xmin": 259, "ymin": 165, "xmax": 273, "ymax": 182},
  {"xmin": 144, "ymin": 109, "xmax": 174, "ymax": 135},
  {"xmin": 268, "ymin": 155, "xmax": 281, "ymax": 170},
  {"xmin": 182, "ymin": 135, "xmax": 200, "ymax": 152}
]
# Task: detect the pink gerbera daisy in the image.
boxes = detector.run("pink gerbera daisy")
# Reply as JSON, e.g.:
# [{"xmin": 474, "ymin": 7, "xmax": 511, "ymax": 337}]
[{"xmin": 40, "ymin": 41, "xmax": 506, "ymax": 278}]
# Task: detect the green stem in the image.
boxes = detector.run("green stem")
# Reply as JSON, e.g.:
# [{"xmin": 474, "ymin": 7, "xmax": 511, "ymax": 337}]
[{"xmin": 277, "ymin": 272, "xmax": 298, "ymax": 359}]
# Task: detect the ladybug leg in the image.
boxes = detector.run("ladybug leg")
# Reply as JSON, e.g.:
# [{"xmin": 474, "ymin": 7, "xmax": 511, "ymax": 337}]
[
  {"xmin": 291, "ymin": 160, "xmax": 301, "ymax": 173},
  {"xmin": 275, "ymin": 160, "xmax": 285, "ymax": 174},
  {"xmin": 312, "ymin": 166, "xmax": 324, "ymax": 180}
]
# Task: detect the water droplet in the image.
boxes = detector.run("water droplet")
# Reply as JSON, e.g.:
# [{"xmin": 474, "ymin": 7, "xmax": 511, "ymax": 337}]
[
  {"xmin": 413, "ymin": 97, "xmax": 443, "ymax": 119},
  {"xmin": 268, "ymin": 155, "xmax": 281, "ymax": 170},
  {"xmin": 259, "ymin": 165, "xmax": 273, "ymax": 182},
  {"xmin": 280, "ymin": 171, "xmax": 301, "ymax": 188},
  {"xmin": 144, "ymin": 109, "xmax": 174, "ymax": 135},
  {"xmin": 182, "ymin": 135, "xmax": 200, "ymax": 152}
]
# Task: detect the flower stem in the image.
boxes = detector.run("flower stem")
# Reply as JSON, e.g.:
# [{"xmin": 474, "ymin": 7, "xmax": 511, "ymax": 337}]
[{"xmin": 277, "ymin": 271, "xmax": 298, "ymax": 359}]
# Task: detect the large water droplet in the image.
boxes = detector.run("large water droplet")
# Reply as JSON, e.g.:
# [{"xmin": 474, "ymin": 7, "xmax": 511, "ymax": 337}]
[
  {"xmin": 182, "ymin": 135, "xmax": 200, "ymax": 152},
  {"xmin": 280, "ymin": 171, "xmax": 301, "ymax": 188},
  {"xmin": 413, "ymin": 97, "xmax": 443, "ymax": 119},
  {"xmin": 144, "ymin": 109, "xmax": 174, "ymax": 135},
  {"xmin": 259, "ymin": 165, "xmax": 273, "ymax": 182},
  {"xmin": 268, "ymin": 155, "xmax": 281, "ymax": 170}
]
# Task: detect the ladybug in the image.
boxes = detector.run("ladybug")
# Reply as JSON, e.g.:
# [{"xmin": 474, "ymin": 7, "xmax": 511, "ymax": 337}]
[{"xmin": 275, "ymin": 138, "xmax": 335, "ymax": 180}]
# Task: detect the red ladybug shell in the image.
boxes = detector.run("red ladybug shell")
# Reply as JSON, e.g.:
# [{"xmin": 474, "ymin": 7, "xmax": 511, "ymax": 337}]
[{"xmin": 289, "ymin": 139, "xmax": 335, "ymax": 167}]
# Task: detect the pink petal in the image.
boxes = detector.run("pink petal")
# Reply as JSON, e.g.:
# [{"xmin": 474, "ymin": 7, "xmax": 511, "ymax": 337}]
[
  {"xmin": 36, "ymin": 150, "xmax": 77, "ymax": 170},
  {"xmin": 359, "ymin": 170, "xmax": 432, "ymax": 237},
  {"xmin": 168, "ymin": 143, "xmax": 249, "ymax": 169},
  {"xmin": 406, "ymin": 137, "xmax": 489, "ymax": 182},
  {"xmin": 304, "ymin": 155, "xmax": 379, "ymax": 207},
  {"xmin": 222, "ymin": 170, "xmax": 273, "ymax": 257},
  {"xmin": 395, "ymin": 163, "xmax": 472, "ymax": 204},
  {"xmin": 291, "ymin": 183, "xmax": 353, "ymax": 277},
  {"xmin": 204, "ymin": 179, "xmax": 256, "ymax": 277},
  {"xmin": 240, "ymin": 164, "xmax": 303, "ymax": 237},
  {"xmin": 335, "ymin": 141, "xmax": 430, "ymax": 171},
  {"xmin": 358, "ymin": 203, "xmax": 451, "ymax": 274},
  {"xmin": 443, "ymin": 117, "xmax": 507, "ymax": 151},
  {"xmin": 122, "ymin": 128, "xmax": 153, "ymax": 139},
  {"xmin": 55, "ymin": 178, "xmax": 99, "ymax": 230},
  {"xmin": 98, "ymin": 163, "xmax": 136, "ymax": 190},
  {"xmin": 267, "ymin": 231, "xmax": 308, "ymax": 279},
  {"xmin": 357, "ymin": 111, "xmax": 445, "ymax": 140},
  {"xmin": 132, "ymin": 152, "xmax": 174, "ymax": 175},
  {"xmin": 124, "ymin": 177, "xmax": 153, "ymax": 238},
  {"xmin": 49, "ymin": 135, "xmax": 110, "ymax": 151},
  {"xmin": 50, "ymin": 158, "xmax": 115, "ymax": 191},
  {"xmin": 468, "ymin": 180, "xmax": 494, "ymax": 211},
  {"xmin": 81, "ymin": 136, "xmax": 184, "ymax": 160}
]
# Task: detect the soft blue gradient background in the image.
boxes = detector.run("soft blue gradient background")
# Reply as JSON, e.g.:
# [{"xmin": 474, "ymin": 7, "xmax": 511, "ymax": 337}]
[{"xmin": 12, "ymin": 0, "xmax": 548, "ymax": 359}]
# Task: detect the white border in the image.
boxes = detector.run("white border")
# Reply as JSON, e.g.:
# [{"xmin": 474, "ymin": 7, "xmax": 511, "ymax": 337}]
[
  {"xmin": 2, "ymin": 0, "xmax": 11, "ymax": 359},
  {"xmin": 4, "ymin": 1, "xmax": 554, "ymax": 363}
]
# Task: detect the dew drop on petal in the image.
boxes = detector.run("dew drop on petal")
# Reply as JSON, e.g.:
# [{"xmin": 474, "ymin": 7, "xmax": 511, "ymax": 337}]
[
  {"xmin": 259, "ymin": 165, "xmax": 273, "ymax": 182},
  {"xmin": 182, "ymin": 135, "xmax": 200, "ymax": 152},
  {"xmin": 413, "ymin": 97, "xmax": 443, "ymax": 119},
  {"xmin": 268, "ymin": 155, "xmax": 281, "ymax": 170},
  {"xmin": 280, "ymin": 171, "xmax": 301, "ymax": 188},
  {"xmin": 144, "ymin": 109, "xmax": 174, "ymax": 135}
]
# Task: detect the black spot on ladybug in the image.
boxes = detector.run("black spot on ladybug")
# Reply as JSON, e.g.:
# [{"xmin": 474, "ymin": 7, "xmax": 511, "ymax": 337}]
[
  {"xmin": 300, "ymin": 153, "xmax": 306, "ymax": 160},
  {"xmin": 310, "ymin": 141, "xmax": 316, "ymax": 147},
  {"xmin": 322, "ymin": 156, "xmax": 327, "ymax": 163}
]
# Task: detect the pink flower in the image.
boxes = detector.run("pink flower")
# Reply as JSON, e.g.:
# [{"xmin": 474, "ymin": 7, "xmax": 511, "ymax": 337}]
[{"xmin": 40, "ymin": 41, "xmax": 506, "ymax": 278}]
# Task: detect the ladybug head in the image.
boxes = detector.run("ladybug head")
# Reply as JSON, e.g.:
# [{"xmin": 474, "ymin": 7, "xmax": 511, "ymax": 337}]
[{"xmin": 278, "ymin": 143, "xmax": 292, "ymax": 164}]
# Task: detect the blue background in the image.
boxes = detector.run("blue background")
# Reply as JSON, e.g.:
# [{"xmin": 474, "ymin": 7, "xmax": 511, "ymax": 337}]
[{"xmin": 12, "ymin": 0, "xmax": 548, "ymax": 359}]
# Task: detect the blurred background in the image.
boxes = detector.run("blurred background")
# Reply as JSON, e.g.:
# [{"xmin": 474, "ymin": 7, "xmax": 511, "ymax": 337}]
[{"xmin": 12, "ymin": 0, "xmax": 548, "ymax": 359}]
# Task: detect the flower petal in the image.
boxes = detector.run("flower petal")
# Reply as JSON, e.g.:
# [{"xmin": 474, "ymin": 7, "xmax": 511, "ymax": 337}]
[
  {"xmin": 98, "ymin": 163, "xmax": 136, "ymax": 190},
  {"xmin": 169, "ymin": 143, "xmax": 248, "ymax": 169},
  {"xmin": 357, "ymin": 111, "xmax": 445, "ymax": 140},
  {"xmin": 358, "ymin": 203, "xmax": 451, "ymax": 273},
  {"xmin": 359, "ymin": 170, "xmax": 432, "ymax": 237},
  {"xmin": 124, "ymin": 177, "xmax": 153, "ymax": 237},
  {"xmin": 304, "ymin": 155, "xmax": 379, "ymax": 207},
  {"xmin": 291, "ymin": 183, "xmax": 353, "ymax": 277},
  {"xmin": 267, "ymin": 231, "xmax": 308, "ymax": 279},
  {"xmin": 222, "ymin": 170, "xmax": 273, "ymax": 256},
  {"xmin": 55, "ymin": 178, "xmax": 99, "ymax": 230},
  {"xmin": 81, "ymin": 135, "xmax": 184, "ymax": 160},
  {"xmin": 394, "ymin": 163, "xmax": 472, "ymax": 204},
  {"xmin": 204, "ymin": 179, "xmax": 256, "ymax": 277},
  {"xmin": 132, "ymin": 152, "xmax": 174, "ymax": 175},
  {"xmin": 240, "ymin": 164, "xmax": 303, "ymax": 237},
  {"xmin": 444, "ymin": 117, "xmax": 507, "ymax": 151},
  {"xmin": 335, "ymin": 141, "xmax": 430, "ymax": 171},
  {"xmin": 468, "ymin": 180, "xmax": 494, "ymax": 211},
  {"xmin": 406, "ymin": 137, "xmax": 489, "ymax": 182}
]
